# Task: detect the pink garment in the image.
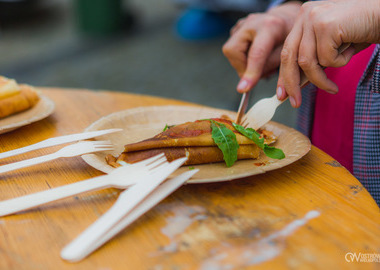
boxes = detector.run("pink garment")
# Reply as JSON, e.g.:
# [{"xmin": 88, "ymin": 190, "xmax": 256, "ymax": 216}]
[{"xmin": 311, "ymin": 44, "xmax": 376, "ymax": 173}]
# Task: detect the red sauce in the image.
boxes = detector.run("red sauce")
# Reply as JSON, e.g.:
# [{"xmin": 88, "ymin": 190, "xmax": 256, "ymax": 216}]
[
  {"xmin": 165, "ymin": 118, "xmax": 234, "ymax": 138},
  {"xmin": 211, "ymin": 118, "xmax": 233, "ymax": 125},
  {"xmin": 194, "ymin": 118, "xmax": 232, "ymax": 125},
  {"xmin": 168, "ymin": 129, "xmax": 204, "ymax": 137},
  {"xmin": 254, "ymin": 162, "xmax": 267, "ymax": 167}
]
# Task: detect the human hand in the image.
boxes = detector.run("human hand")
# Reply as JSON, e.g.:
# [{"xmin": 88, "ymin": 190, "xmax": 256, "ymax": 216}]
[
  {"xmin": 277, "ymin": 0, "xmax": 380, "ymax": 108},
  {"xmin": 222, "ymin": 2, "xmax": 302, "ymax": 93}
]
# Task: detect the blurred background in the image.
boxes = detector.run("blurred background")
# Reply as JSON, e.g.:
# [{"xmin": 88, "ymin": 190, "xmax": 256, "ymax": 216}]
[{"xmin": 0, "ymin": 0, "xmax": 297, "ymax": 128}]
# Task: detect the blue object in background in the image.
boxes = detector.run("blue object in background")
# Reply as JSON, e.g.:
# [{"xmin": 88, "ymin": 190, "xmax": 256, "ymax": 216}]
[{"xmin": 175, "ymin": 8, "xmax": 234, "ymax": 40}]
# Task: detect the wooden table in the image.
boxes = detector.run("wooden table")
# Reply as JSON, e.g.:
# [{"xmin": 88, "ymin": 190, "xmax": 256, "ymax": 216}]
[{"xmin": 0, "ymin": 88, "xmax": 379, "ymax": 270}]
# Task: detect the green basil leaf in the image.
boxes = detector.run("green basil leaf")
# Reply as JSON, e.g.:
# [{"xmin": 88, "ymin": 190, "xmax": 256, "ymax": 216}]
[
  {"xmin": 263, "ymin": 145, "xmax": 285, "ymax": 159},
  {"xmin": 232, "ymin": 123, "xmax": 265, "ymax": 148},
  {"xmin": 210, "ymin": 120, "xmax": 239, "ymax": 167},
  {"xmin": 163, "ymin": 124, "xmax": 175, "ymax": 132},
  {"xmin": 232, "ymin": 122, "xmax": 285, "ymax": 160}
]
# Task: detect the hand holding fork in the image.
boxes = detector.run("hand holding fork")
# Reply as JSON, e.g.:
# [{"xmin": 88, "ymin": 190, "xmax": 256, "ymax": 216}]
[{"xmin": 240, "ymin": 43, "xmax": 351, "ymax": 129}]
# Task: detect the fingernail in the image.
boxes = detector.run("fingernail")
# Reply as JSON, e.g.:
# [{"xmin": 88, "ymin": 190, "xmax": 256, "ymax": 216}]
[
  {"xmin": 276, "ymin": 86, "xmax": 283, "ymax": 99},
  {"xmin": 289, "ymin": 96, "xmax": 297, "ymax": 107},
  {"xmin": 237, "ymin": 79, "xmax": 249, "ymax": 92},
  {"xmin": 325, "ymin": 88, "xmax": 338, "ymax": 94}
]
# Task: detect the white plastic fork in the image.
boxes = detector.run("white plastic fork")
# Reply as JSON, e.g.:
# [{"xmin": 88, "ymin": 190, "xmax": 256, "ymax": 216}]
[
  {"xmin": 61, "ymin": 157, "xmax": 188, "ymax": 262},
  {"xmin": 0, "ymin": 154, "xmax": 167, "ymax": 216},
  {"xmin": 242, "ymin": 43, "xmax": 351, "ymax": 130},
  {"xmin": 0, "ymin": 141, "xmax": 114, "ymax": 174},
  {"xmin": 241, "ymin": 94, "xmax": 285, "ymax": 130},
  {"xmin": 0, "ymin": 128, "xmax": 122, "ymax": 160},
  {"xmin": 240, "ymin": 71, "xmax": 312, "ymax": 129}
]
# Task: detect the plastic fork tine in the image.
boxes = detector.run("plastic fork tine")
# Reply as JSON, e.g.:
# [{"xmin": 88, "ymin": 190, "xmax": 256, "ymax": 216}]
[
  {"xmin": 144, "ymin": 156, "xmax": 168, "ymax": 170},
  {"xmin": 91, "ymin": 140, "xmax": 113, "ymax": 144},
  {"xmin": 116, "ymin": 153, "xmax": 167, "ymax": 170},
  {"xmin": 88, "ymin": 147, "xmax": 114, "ymax": 152},
  {"xmin": 88, "ymin": 141, "xmax": 114, "ymax": 151},
  {"xmin": 90, "ymin": 141, "xmax": 113, "ymax": 147},
  {"xmin": 93, "ymin": 145, "xmax": 114, "ymax": 150},
  {"xmin": 132, "ymin": 153, "xmax": 165, "ymax": 166},
  {"xmin": 93, "ymin": 148, "xmax": 115, "ymax": 152},
  {"xmin": 117, "ymin": 156, "xmax": 167, "ymax": 172},
  {"xmin": 92, "ymin": 144, "xmax": 113, "ymax": 148}
]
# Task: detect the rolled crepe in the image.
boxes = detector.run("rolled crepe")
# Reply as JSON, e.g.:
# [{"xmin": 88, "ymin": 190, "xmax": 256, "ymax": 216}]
[
  {"xmin": 106, "ymin": 145, "xmax": 260, "ymax": 167},
  {"xmin": 0, "ymin": 84, "xmax": 40, "ymax": 119},
  {"xmin": 124, "ymin": 118, "xmax": 255, "ymax": 152},
  {"xmin": 106, "ymin": 118, "xmax": 270, "ymax": 167}
]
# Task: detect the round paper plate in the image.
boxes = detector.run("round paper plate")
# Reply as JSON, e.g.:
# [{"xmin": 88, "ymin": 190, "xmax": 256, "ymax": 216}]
[
  {"xmin": 82, "ymin": 105, "xmax": 311, "ymax": 183},
  {"xmin": 0, "ymin": 94, "xmax": 55, "ymax": 134}
]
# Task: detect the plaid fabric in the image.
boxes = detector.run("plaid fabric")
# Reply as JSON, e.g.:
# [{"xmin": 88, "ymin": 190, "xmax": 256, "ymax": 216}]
[{"xmin": 298, "ymin": 45, "xmax": 380, "ymax": 206}]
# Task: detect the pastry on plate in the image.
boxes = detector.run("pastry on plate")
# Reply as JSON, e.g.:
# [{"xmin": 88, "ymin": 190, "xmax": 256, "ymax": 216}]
[
  {"xmin": 0, "ymin": 76, "xmax": 40, "ymax": 119},
  {"xmin": 106, "ymin": 117, "xmax": 283, "ymax": 167}
]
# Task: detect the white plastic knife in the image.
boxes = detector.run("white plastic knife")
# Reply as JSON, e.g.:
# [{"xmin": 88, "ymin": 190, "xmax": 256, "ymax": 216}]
[
  {"xmin": 61, "ymin": 157, "xmax": 188, "ymax": 262},
  {"xmin": 61, "ymin": 168, "xmax": 199, "ymax": 262}
]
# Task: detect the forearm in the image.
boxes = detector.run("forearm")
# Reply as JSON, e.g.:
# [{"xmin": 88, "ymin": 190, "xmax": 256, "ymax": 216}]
[{"xmin": 364, "ymin": 0, "xmax": 380, "ymax": 43}]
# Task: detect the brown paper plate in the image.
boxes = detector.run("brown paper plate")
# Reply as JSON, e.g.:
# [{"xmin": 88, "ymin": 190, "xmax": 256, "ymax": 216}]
[
  {"xmin": 82, "ymin": 105, "xmax": 311, "ymax": 184},
  {"xmin": 0, "ymin": 94, "xmax": 55, "ymax": 134}
]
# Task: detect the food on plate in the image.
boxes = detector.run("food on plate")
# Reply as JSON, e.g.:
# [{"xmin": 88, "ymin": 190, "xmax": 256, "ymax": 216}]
[
  {"xmin": 106, "ymin": 117, "xmax": 285, "ymax": 167},
  {"xmin": 0, "ymin": 76, "xmax": 40, "ymax": 119}
]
